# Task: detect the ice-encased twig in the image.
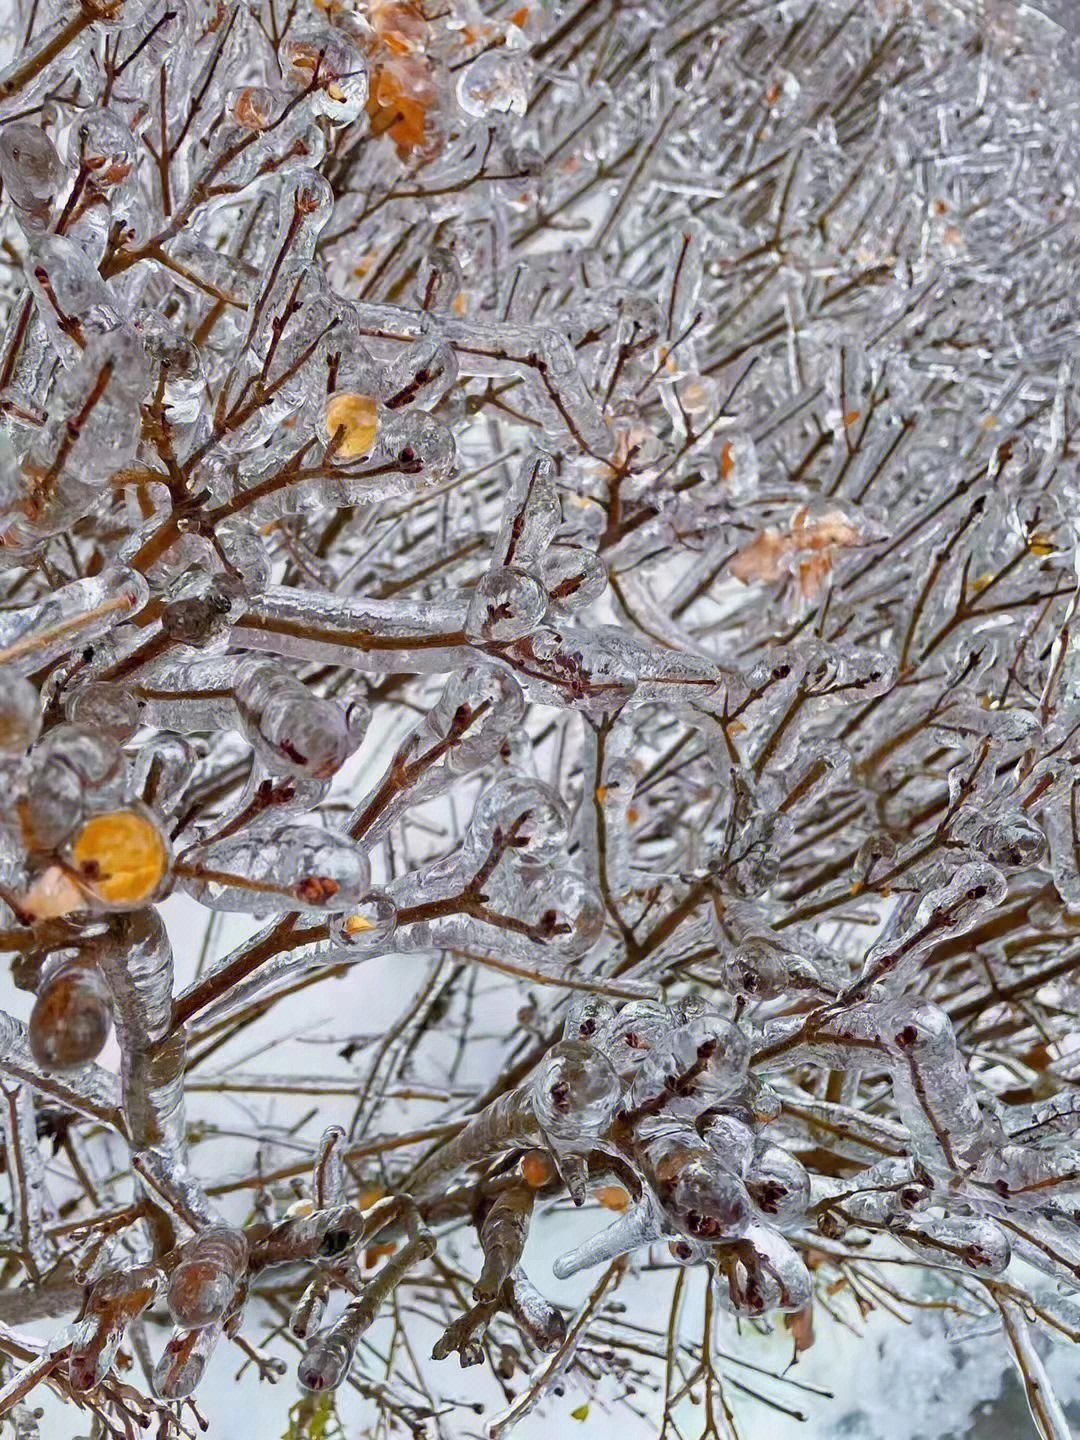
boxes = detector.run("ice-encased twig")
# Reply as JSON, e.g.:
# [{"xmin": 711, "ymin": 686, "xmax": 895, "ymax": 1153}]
[
  {"xmin": 298, "ymin": 1198, "xmax": 434, "ymax": 1392},
  {"xmin": 997, "ymin": 1295, "xmax": 1073, "ymax": 1440},
  {"xmin": 0, "ymin": 1081, "xmax": 52, "ymax": 1278},
  {"xmin": 408, "ymin": 1040, "xmax": 620, "ymax": 1203}
]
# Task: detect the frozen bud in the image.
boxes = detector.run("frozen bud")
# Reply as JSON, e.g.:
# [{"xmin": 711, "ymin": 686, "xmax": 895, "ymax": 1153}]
[
  {"xmin": 522, "ymin": 868, "xmax": 604, "ymax": 958},
  {"xmin": 630, "ymin": 1013, "xmax": 748, "ymax": 1113},
  {"xmin": 283, "ymin": 29, "xmax": 368, "ymax": 124},
  {"xmin": 153, "ymin": 1324, "xmax": 222, "ymax": 1400},
  {"xmin": 29, "ymin": 956, "xmax": 113, "ymax": 1069},
  {"xmin": 563, "ymin": 995, "xmax": 616, "ymax": 1043},
  {"xmin": 531, "ymin": 1039, "xmax": 621, "ymax": 1141},
  {"xmin": 415, "ymin": 248, "xmax": 464, "ymax": 312},
  {"xmin": 724, "ymin": 1227, "xmax": 812, "ymax": 1314},
  {"xmin": 915, "ymin": 862, "xmax": 1007, "ymax": 935},
  {"xmin": 65, "ymin": 806, "xmax": 171, "ymax": 909},
  {"xmin": 496, "ymin": 453, "xmax": 560, "ymax": 570},
  {"xmin": 328, "ymin": 891, "xmax": 398, "ymax": 947},
  {"xmin": 466, "ymin": 567, "xmax": 547, "ymax": 643},
  {"xmin": 667, "ymin": 1155, "xmax": 752, "ymax": 1242},
  {"xmin": 227, "ymin": 86, "xmax": 276, "ymax": 132},
  {"xmin": 242, "ymin": 668, "xmax": 362, "ymax": 780},
  {"xmin": 674, "ymin": 1015, "xmax": 748, "ymax": 1099},
  {"xmin": 285, "ymin": 168, "xmax": 335, "ymax": 240},
  {"xmin": 745, "ymin": 1145, "xmax": 811, "ymax": 1226},
  {"xmin": 68, "ymin": 1324, "xmax": 122, "ymax": 1392},
  {"xmin": 431, "ymin": 667, "xmax": 526, "ymax": 770},
  {"xmin": 179, "ymin": 823, "xmax": 369, "ymax": 914},
  {"xmin": 854, "ymin": 831, "xmax": 897, "ymax": 886},
  {"xmin": 160, "ymin": 570, "xmax": 241, "ymax": 647},
  {"xmin": 381, "ymin": 409, "xmax": 455, "ymax": 484},
  {"xmin": 0, "ymin": 674, "xmax": 41, "ymax": 753},
  {"xmin": 297, "ymin": 1330, "xmax": 351, "ymax": 1392},
  {"xmin": 382, "ymin": 339, "xmax": 457, "ymax": 411},
  {"xmin": 0, "ymin": 122, "xmax": 65, "ymax": 228},
  {"xmin": 67, "ymin": 108, "xmax": 136, "ymax": 188},
  {"xmin": 457, "ymin": 51, "xmax": 530, "ymax": 117},
  {"xmin": 167, "ymin": 1225, "xmax": 247, "ymax": 1329},
  {"xmin": 469, "ymin": 776, "xmax": 569, "ymax": 864},
  {"xmin": 290, "ymin": 1275, "xmax": 329, "ymax": 1340},
  {"xmin": 597, "ymin": 1000, "xmax": 675, "ymax": 1077},
  {"xmin": 895, "ymin": 1214, "xmax": 1010, "ymax": 1275},
  {"xmin": 542, "ymin": 545, "xmax": 608, "ymax": 614},
  {"xmin": 322, "ymin": 392, "xmax": 379, "ymax": 460}
]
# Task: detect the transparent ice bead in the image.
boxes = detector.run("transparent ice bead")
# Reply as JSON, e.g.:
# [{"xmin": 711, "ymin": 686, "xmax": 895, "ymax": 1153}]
[
  {"xmin": 457, "ymin": 51, "xmax": 530, "ymax": 117},
  {"xmin": 242, "ymin": 668, "xmax": 364, "ymax": 780},
  {"xmin": 465, "ymin": 567, "xmax": 548, "ymax": 643},
  {"xmin": 24, "ymin": 723, "xmax": 122, "ymax": 829},
  {"xmin": 430, "ymin": 666, "xmax": 526, "ymax": 772},
  {"xmin": 65, "ymin": 106, "xmax": 136, "ymax": 189},
  {"xmin": 521, "ymin": 868, "xmax": 604, "ymax": 959},
  {"xmin": 0, "ymin": 122, "xmax": 65, "ymax": 229},
  {"xmin": 159, "ymin": 569, "xmax": 242, "ymax": 647},
  {"xmin": 468, "ymin": 776, "xmax": 569, "ymax": 865},
  {"xmin": 496, "ymin": 452, "xmax": 560, "ymax": 570},
  {"xmin": 328, "ymin": 891, "xmax": 398, "ymax": 948},
  {"xmin": 914, "ymin": 861, "xmax": 1008, "ymax": 937},
  {"xmin": 542, "ymin": 545, "xmax": 608, "ymax": 614},
  {"xmin": 675, "ymin": 1015, "xmax": 748, "ymax": 1099},
  {"xmin": 178, "ymin": 823, "xmax": 371, "ymax": 915},
  {"xmin": 530, "ymin": 1039, "xmax": 621, "ymax": 1142},
  {"xmin": 726, "ymin": 1226, "xmax": 812, "ymax": 1314},
  {"xmin": 701, "ymin": 1113, "xmax": 756, "ymax": 1178},
  {"xmin": 21, "ymin": 751, "xmax": 88, "ymax": 851},
  {"xmin": 382, "ymin": 338, "xmax": 458, "ymax": 411},
  {"xmin": 66, "ymin": 682, "xmax": 139, "ymax": 741},
  {"xmin": 665, "ymin": 1154, "xmax": 753, "ymax": 1243},
  {"xmin": 24, "ymin": 234, "xmax": 120, "ymax": 351},
  {"xmin": 596, "ymin": 1000, "xmax": 676, "ymax": 1077},
  {"xmin": 29, "ymin": 955, "xmax": 113, "ymax": 1069},
  {"xmin": 215, "ymin": 519, "xmax": 271, "ymax": 591},
  {"xmin": 563, "ymin": 996, "xmax": 616, "ymax": 1043},
  {"xmin": 132, "ymin": 732, "xmax": 194, "ymax": 813},
  {"xmin": 297, "ymin": 1329, "xmax": 351, "ymax": 1392},
  {"xmin": 167, "ymin": 1225, "xmax": 247, "ymax": 1329},
  {"xmin": 895, "ymin": 1213, "xmax": 1010, "ymax": 1274},
  {"xmin": 152, "ymin": 1323, "xmax": 222, "ymax": 1400},
  {"xmin": 381, "ymin": 410, "xmax": 456, "ymax": 484},
  {"xmin": 629, "ymin": 1014, "xmax": 748, "ymax": 1114},
  {"xmin": 282, "ymin": 29, "xmax": 368, "ymax": 125},
  {"xmin": 0, "ymin": 674, "xmax": 41, "ymax": 753},
  {"xmin": 744, "ymin": 1144, "xmax": 811, "ymax": 1227}
]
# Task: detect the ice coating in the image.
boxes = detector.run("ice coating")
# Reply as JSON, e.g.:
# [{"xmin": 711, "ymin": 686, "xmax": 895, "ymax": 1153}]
[
  {"xmin": 530, "ymin": 1040, "xmax": 621, "ymax": 1143},
  {"xmin": 176, "ymin": 823, "xmax": 371, "ymax": 916}
]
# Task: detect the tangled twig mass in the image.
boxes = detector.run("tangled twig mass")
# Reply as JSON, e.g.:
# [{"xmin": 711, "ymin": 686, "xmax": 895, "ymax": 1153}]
[{"xmin": 2, "ymin": 0, "xmax": 1080, "ymax": 1436}]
